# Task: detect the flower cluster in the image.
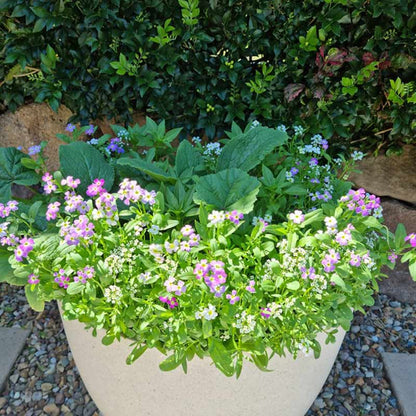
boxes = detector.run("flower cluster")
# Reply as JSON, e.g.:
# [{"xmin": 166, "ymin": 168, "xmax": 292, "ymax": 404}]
[
  {"xmin": 106, "ymin": 137, "xmax": 125, "ymax": 154},
  {"xmin": 0, "ymin": 200, "xmax": 18, "ymax": 218},
  {"xmin": 42, "ymin": 173, "xmax": 57, "ymax": 194},
  {"xmin": 14, "ymin": 237, "xmax": 35, "ymax": 262},
  {"xmin": 193, "ymin": 260, "xmax": 228, "ymax": 298},
  {"xmin": 340, "ymin": 189, "xmax": 382, "ymax": 218},
  {"xmin": 118, "ymin": 179, "xmax": 157, "ymax": 206},
  {"xmin": 208, "ymin": 210, "xmax": 244, "ymax": 227},
  {"xmin": 195, "ymin": 304, "xmax": 218, "ymax": 320}
]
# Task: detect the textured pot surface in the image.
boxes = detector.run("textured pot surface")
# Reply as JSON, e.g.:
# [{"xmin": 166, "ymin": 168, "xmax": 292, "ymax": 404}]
[{"xmin": 61, "ymin": 312, "xmax": 345, "ymax": 416}]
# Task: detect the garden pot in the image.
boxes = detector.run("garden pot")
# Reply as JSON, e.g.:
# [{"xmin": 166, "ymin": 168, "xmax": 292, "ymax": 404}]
[{"xmin": 59, "ymin": 307, "xmax": 346, "ymax": 416}]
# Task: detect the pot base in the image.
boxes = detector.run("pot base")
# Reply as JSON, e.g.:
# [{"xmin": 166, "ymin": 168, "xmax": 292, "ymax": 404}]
[{"xmin": 60, "ymin": 311, "xmax": 345, "ymax": 416}]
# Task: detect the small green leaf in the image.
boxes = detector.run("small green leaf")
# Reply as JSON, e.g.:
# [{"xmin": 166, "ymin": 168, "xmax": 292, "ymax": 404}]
[
  {"xmin": 286, "ymin": 281, "xmax": 300, "ymax": 290},
  {"xmin": 159, "ymin": 353, "xmax": 183, "ymax": 371},
  {"xmin": 25, "ymin": 285, "xmax": 45, "ymax": 312}
]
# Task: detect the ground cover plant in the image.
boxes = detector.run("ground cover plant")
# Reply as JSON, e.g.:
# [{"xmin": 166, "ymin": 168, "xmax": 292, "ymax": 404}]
[
  {"xmin": 0, "ymin": 0, "xmax": 415, "ymax": 152},
  {"xmin": 0, "ymin": 121, "xmax": 416, "ymax": 377}
]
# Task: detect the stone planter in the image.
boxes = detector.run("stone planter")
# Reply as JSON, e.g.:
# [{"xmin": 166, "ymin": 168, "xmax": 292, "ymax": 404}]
[{"xmin": 60, "ymin": 308, "xmax": 346, "ymax": 416}]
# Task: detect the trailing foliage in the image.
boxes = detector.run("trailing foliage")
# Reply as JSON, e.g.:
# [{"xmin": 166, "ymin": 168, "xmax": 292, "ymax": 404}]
[{"xmin": 0, "ymin": 0, "xmax": 415, "ymax": 151}]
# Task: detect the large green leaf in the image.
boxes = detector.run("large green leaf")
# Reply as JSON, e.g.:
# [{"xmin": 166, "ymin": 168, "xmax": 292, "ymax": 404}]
[
  {"xmin": 208, "ymin": 338, "xmax": 234, "ymax": 377},
  {"xmin": 59, "ymin": 142, "xmax": 114, "ymax": 194},
  {"xmin": 25, "ymin": 285, "xmax": 45, "ymax": 312},
  {"xmin": 175, "ymin": 140, "xmax": 204, "ymax": 178},
  {"xmin": 217, "ymin": 127, "xmax": 288, "ymax": 172},
  {"xmin": 117, "ymin": 156, "xmax": 177, "ymax": 184},
  {"xmin": 194, "ymin": 168, "xmax": 260, "ymax": 213},
  {"xmin": 0, "ymin": 147, "xmax": 40, "ymax": 202}
]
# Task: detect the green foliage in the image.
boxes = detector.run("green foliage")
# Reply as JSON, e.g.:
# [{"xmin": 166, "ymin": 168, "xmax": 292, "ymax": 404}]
[
  {"xmin": 59, "ymin": 142, "xmax": 115, "ymax": 194},
  {"xmin": 217, "ymin": 127, "xmax": 288, "ymax": 172},
  {"xmin": 194, "ymin": 168, "xmax": 260, "ymax": 213},
  {"xmin": 0, "ymin": 147, "xmax": 40, "ymax": 202},
  {"xmin": 0, "ymin": 0, "xmax": 415, "ymax": 150}
]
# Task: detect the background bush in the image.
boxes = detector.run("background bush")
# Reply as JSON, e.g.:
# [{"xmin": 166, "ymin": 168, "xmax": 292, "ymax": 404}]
[{"xmin": 0, "ymin": 0, "xmax": 415, "ymax": 152}]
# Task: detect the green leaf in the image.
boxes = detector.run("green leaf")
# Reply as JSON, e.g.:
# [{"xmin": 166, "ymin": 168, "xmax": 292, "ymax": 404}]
[
  {"xmin": 126, "ymin": 345, "xmax": 148, "ymax": 364},
  {"xmin": 194, "ymin": 168, "xmax": 260, "ymax": 213},
  {"xmin": 25, "ymin": 285, "xmax": 45, "ymax": 312},
  {"xmin": 286, "ymin": 281, "xmax": 300, "ymax": 290},
  {"xmin": 0, "ymin": 251, "xmax": 14, "ymax": 283},
  {"xmin": 217, "ymin": 127, "xmax": 288, "ymax": 172},
  {"xmin": 202, "ymin": 319, "xmax": 212, "ymax": 338},
  {"xmin": 331, "ymin": 274, "xmax": 346, "ymax": 289},
  {"xmin": 409, "ymin": 261, "xmax": 416, "ymax": 281},
  {"xmin": 208, "ymin": 338, "xmax": 234, "ymax": 377},
  {"xmin": 67, "ymin": 282, "xmax": 84, "ymax": 295},
  {"xmin": 175, "ymin": 140, "xmax": 204, "ymax": 177},
  {"xmin": 159, "ymin": 353, "xmax": 183, "ymax": 371},
  {"xmin": 0, "ymin": 147, "xmax": 40, "ymax": 202},
  {"xmin": 117, "ymin": 157, "xmax": 177, "ymax": 184},
  {"xmin": 101, "ymin": 334, "xmax": 115, "ymax": 346},
  {"xmin": 59, "ymin": 142, "xmax": 114, "ymax": 194}
]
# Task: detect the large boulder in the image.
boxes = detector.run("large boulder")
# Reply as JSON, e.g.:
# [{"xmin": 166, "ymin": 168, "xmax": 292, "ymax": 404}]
[
  {"xmin": 379, "ymin": 198, "xmax": 416, "ymax": 304},
  {"xmin": 349, "ymin": 145, "xmax": 416, "ymax": 205},
  {"xmin": 0, "ymin": 103, "xmax": 72, "ymax": 172}
]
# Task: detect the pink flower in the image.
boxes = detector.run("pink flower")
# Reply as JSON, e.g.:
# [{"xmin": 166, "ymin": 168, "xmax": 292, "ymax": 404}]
[
  {"xmin": 405, "ymin": 233, "xmax": 416, "ymax": 248},
  {"xmin": 335, "ymin": 231, "xmax": 351, "ymax": 246},
  {"xmin": 246, "ymin": 280, "xmax": 256, "ymax": 293},
  {"xmin": 388, "ymin": 252, "xmax": 398, "ymax": 263},
  {"xmin": 260, "ymin": 307, "xmax": 271, "ymax": 319},
  {"xmin": 180, "ymin": 225, "xmax": 194, "ymax": 236},
  {"xmin": 226, "ymin": 290, "xmax": 240, "ymax": 304},
  {"xmin": 28, "ymin": 273, "xmax": 40, "ymax": 285}
]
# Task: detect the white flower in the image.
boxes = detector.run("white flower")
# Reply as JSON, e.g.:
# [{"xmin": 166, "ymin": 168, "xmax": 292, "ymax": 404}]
[
  {"xmin": 203, "ymin": 304, "xmax": 218, "ymax": 320},
  {"xmin": 208, "ymin": 210, "xmax": 225, "ymax": 226},
  {"xmin": 351, "ymin": 151, "xmax": 365, "ymax": 161},
  {"xmin": 149, "ymin": 225, "xmax": 160, "ymax": 235}
]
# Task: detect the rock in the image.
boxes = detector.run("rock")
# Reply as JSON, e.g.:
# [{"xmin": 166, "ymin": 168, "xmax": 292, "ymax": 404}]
[
  {"xmin": 0, "ymin": 103, "xmax": 72, "ymax": 172},
  {"xmin": 0, "ymin": 397, "xmax": 6, "ymax": 408},
  {"xmin": 377, "ymin": 199, "xmax": 416, "ymax": 304},
  {"xmin": 55, "ymin": 392, "xmax": 65, "ymax": 405},
  {"xmin": 43, "ymin": 403, "xmax": 60, "ymax": 416},
  {"xmin": 41, "ymin": 382, "xmax": 53, "ymax": 393},
  {"xmin": 9, "ymin": 373, "xmax": 19, "ymax": 384},
  {"xmin": 349, "ymin": 145, "xmax": 416, "ymax": 204}
]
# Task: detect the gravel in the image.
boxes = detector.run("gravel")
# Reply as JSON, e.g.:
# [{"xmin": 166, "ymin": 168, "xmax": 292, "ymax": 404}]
[{"xmin": 1, "ymin": 283, "xmax": 414, "ymax": 415}]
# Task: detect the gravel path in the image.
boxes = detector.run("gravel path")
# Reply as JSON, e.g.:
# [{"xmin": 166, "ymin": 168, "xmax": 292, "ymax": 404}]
[{"xmin": 0, "ymin": 283, "xmax": 414, "ymax": 416}]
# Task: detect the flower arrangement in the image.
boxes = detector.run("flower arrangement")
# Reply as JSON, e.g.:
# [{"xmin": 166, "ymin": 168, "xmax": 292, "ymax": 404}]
[{"xmin": 1, "ymin": 122, "xmax": 415, "ymax": 377}]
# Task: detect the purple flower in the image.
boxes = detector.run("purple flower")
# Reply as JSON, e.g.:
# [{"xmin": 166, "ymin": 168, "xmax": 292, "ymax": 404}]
[
  {"xmin": 349, "ymin": 253, "xmax": 361, "ymax": 267},
  {"xmin": 335, "ymin": 231, "xmax": 352, "ymax": 246},
  {"xmin": 246, "ymin": 280, "xmax": 256, "ymax": 293},
  {"xmin": 321, "ymin": 258, "xmax": 335, "ymax": 273},
  {"xmin": 66, "ymin": 123, "xmax": 76, "ymax": 132},
  {"xmin": 85, "ymin": 125, "xmax": 95, "ymax": 136},
  {"xmin": 226, "ymin": 290, "xmax": 240, "ymax": 304},
  {"xmin": 28, "ymin": 145, "xmax": 42, "ymax": 156},
  {"xmin": 61, "ymin": 176, "xmax": 81, "ymax": 189},
  {"xmin": 46, "ymin": 201, "xmax": 61, "ymax": 221},
  {"xmin": 290, "ymin": 167, "xmax": 299, "ymax": 176},
  {"xmin": 321, "ymin": 139, "xmax": 329, "ymax": 150},
  {"xmin": 54, "ymin": 269, "xmax": 71, "ymax": 288},
  {"xmin": 260, "ymin": 307, "xmax": 271, "ymax": 319},
  {"xmin": 405, "ymin": 233, "xmax": 416, "ymax": 248},
  {"xmin": 388, "ymin": 252, "xmax": 398, "ymax": 263},
  {"xmin": 309, "ymin": 158, "xmax": 318, "ymax": 167}
]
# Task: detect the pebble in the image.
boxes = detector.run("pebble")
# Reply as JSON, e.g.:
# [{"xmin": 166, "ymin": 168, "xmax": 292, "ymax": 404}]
[
  {"xmin": 43, "ymin": 403, "xmax": 60, "ymax": 416},
  {"xmin": 1, "ymin": 284, "xmax": 414, "ymax": 416}
]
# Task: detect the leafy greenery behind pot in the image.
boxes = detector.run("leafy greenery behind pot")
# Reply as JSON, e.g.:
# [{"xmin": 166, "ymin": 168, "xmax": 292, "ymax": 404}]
[{"xmin": 0, "ymin": 0, "xmax": 415, "ymax": 152}]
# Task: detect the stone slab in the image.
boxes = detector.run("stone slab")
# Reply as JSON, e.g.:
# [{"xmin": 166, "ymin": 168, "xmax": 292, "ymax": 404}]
[
  {"xmin": 0, "ymin": 103, "xmax": 72, "ymax": 172},
  {"xmin": 382, "ymin": 353, "xmax": 416, "ymax": 416},
  {"xmin": 378, "ymin": 198, "xmax": 416, "ymax": 304},
  {"xmin": 0, "ymin": 327, "xmax": 31, "ymax": 392},
  {"xmin": 349, "ymin": 145, "xmax": 416, "ymax": 205}
]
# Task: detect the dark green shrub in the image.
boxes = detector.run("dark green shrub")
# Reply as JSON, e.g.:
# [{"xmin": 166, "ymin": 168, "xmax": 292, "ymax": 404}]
[{"xmin": 0, "ymin": 0, "xmax": 415, "ymax": 151}]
